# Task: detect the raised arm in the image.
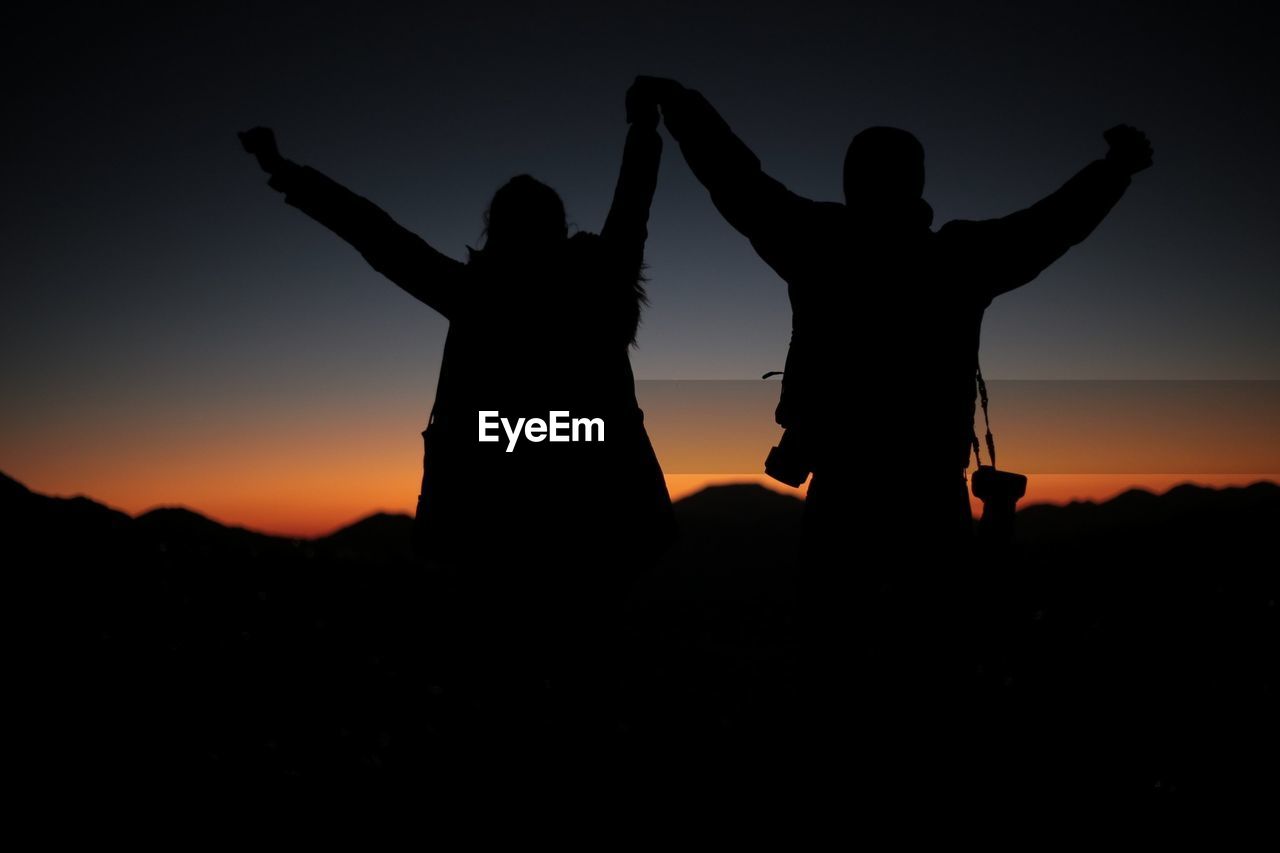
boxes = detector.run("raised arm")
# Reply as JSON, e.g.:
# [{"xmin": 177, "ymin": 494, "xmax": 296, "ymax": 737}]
[
  {"xmin": 599, "ymin": 92, "xmax": 664, "ymax": 275},
  {"xmin": 239, "ymin": 127, "xmax": 465, "ymax": 319},
  {"xmin": 945, "ymin": 124, "xmax": 1153, "ymax": 301},
  {"xmin": 631, "ymin": 77, "xmax": 818, "ymax": 268}
]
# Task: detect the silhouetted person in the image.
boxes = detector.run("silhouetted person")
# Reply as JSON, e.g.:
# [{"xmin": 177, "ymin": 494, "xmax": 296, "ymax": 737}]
[
  {"xmin": 630, "ymin": 76, "xmax": 1152, "ymax": 743},
  {"xmin": 239, "ymin": 97, "xmax": 676, "ymax": 748},
  {"xmin": 631, "ymin": 76, "xmax": 1150, "ymax": 551}
]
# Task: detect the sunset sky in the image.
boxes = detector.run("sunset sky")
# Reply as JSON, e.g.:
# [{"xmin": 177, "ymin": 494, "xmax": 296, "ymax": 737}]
[{"xmin": 2, "ymin": 2, "xmax": 1277, "ymax": 537}]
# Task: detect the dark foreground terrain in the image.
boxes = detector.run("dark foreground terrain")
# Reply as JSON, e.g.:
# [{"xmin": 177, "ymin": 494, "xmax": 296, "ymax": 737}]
[{"xmin": 6, "ymin": 471, "xmax": 1276, "ymax": 796}]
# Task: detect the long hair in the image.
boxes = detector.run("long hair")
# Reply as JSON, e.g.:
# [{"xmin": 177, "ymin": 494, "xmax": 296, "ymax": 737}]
[{"xmin": 469, "ymin": 174, "xmax": 648, "ymax": 347}]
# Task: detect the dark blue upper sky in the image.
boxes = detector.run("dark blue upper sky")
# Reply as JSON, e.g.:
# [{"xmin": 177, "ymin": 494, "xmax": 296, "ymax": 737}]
[{"xmin": 3, "ymin": 0, "xmax": 1277, "ymax": 451}]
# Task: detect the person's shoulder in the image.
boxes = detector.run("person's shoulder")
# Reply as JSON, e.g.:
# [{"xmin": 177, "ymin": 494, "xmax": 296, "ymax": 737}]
[
  {"xmin": 800, "ymin": 200, "xmax": 850, "ymax": 237},
  {"xmin": 568, "ymin": 230, "xmax": 613, "ymax": 263},
  {"xmin": 932, "ymin": 217, "xmax": 993, "ymax": 249},
  {"xmin": 936, "ymin": 217, "xmax": 983, "ymax": 234}
]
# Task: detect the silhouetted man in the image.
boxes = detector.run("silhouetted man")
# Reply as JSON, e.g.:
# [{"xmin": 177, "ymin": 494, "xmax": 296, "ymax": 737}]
[
  {"xmin": 630, "ymin": 78, "xmax": 1152, "ymax": 569},
  {"xmin": 631, "ymin": 77, "xmax": 1153, "ymax": 771}
]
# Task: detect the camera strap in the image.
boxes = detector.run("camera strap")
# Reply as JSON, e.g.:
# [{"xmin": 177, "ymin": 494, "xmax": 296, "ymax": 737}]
[{"xmin": 971, "ymin": 363, "xmax": 997, "ymax": 469}]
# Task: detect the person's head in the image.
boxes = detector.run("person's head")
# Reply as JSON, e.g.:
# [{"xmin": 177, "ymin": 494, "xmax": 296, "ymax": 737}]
[
  {"xmin": 843, "ymin": 126, "xmax": 932, "ymax": 228},
  {"xmin": 479, "ymin": 174, "xmax": 568, "ymax": 257}
]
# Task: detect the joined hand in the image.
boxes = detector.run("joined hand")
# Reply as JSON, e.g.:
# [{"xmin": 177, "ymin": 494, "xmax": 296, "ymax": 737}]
[{"xmin": 627, "ymin": 76, "xmax": 685, "ymax": 127}]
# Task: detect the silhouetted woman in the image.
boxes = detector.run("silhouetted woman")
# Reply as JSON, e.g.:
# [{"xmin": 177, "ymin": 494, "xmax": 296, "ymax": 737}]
[{"xmin": 240, "ymin": 97, "xmax": 675, "ymax": 739}]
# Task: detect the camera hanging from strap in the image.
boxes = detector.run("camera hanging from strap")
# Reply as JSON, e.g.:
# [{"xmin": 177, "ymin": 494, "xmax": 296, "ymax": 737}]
[{"xmin": 969, "ymin": 362, "xmax": 1029, "ymax": 545}]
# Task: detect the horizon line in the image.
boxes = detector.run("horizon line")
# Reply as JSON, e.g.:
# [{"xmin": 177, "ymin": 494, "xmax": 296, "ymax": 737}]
[{"xmin": 6, "ymin": 470, "xmax": 1276, "ymax": 542}]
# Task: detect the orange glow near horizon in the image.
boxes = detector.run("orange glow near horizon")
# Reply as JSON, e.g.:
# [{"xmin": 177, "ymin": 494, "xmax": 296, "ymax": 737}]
[
  {"xmin": 4, "ymin": 379, "xmax": 1276, "ymax": 538},
  {"xmin": 5, "ymin": 468, "xmax": 1274, "ymax": 539}
]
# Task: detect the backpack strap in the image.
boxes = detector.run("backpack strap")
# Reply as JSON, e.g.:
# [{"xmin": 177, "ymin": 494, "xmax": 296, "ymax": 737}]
[{"xmin": 971, "ymin": 363, "xmax": 997, "ymax": 469}]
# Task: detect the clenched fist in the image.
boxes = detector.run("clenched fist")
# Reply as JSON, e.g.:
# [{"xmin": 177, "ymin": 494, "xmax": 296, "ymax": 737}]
[
  {"xmin": 1104, "ymin": 124, "xmax": 1153, "ymax": 175},
  {"xmin": 239, "ymin": 126, "xmax": 284, "ymax": 174}
]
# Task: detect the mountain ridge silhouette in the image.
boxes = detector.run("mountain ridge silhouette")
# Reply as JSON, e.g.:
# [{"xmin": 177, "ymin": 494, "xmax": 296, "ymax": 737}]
[
  {"xmin": 6, "ymin": 468, "xmax": 1275, "ymax": 557},
  {"xmin": 7, "ymin": 468, "xmax": 1276, "ymax": 792}
]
